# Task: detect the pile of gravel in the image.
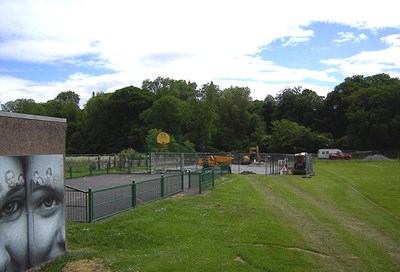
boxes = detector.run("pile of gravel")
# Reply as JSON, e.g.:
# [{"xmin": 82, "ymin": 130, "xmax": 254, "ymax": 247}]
[{"xmin": 363, "ymin": 154, "xmax": 391, "ymax": 161}]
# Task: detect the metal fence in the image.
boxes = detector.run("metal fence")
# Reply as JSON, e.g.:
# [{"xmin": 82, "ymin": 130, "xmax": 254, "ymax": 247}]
[
  {"xmin": 65, "ymin": 153, "xmax": 314, "ymax": 222},
  {"xmin": 149, "ymin": 152, "xmax": 314, "ymax": 175},
  {"xmin": 67, "ymin": 152, "xmax": 316, "ymax": 177},
  {"xmin": 66, "ymin": 173, "xmax": 183, "ymax": 222},
  {"xmin": 149, "ymin": 152, "xmax": 201, "ymax": 173},
  {"xmin": 66, "ymin": 154, "xmax": 151, "ymax": 179},
  {"xmin": 66, "ymin": 185, "xmax": 88, "ymax": 222},
  {"xmin": 65, "ymin": 160, "xmax": 150, "ymax": 179},
  {"xmin": 66, "ymin": 170, "xmax": 223, "ymax": 223}
]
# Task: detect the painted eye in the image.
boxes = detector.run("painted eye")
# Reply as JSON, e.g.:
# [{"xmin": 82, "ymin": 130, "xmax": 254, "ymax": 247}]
[
  {"xmin": 42, "ymin": 197, "xmax": 56, "ymax": 208},
  {"xmin": 0, "ymin": 199, "xmax": 23, "ymax": 221},
  {"xmin": 37, "ymin": 195, "xmax": 61, "ymax": 217}
]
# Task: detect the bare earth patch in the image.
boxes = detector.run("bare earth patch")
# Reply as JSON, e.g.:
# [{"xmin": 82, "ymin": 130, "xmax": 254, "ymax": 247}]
[
  {"xmin": 166, "ymin": 193, "xmax": 187, "ymax": 199},
  {"xmin": 389, "ymin": 252, "xmax": 400, "ymax": 261},
  {"xmin": 234, "ymin": 256, "xmax": 246, "ymax": 263},
  {"xmin": 63, "ymin": 259, "xmax": 111, "ymax": 272},
  {"xmin": 233, "ymin": 242, "xmax": 329, "ymax": 258}
]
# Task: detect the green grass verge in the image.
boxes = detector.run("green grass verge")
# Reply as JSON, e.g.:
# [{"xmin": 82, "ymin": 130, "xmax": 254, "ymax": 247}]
[{"xmin": 43, "ymin": 160, "xmax": 400, "ymax": 271}]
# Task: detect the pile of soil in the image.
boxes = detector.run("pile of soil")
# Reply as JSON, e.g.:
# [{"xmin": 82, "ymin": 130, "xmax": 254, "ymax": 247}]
[
  {"xmin": 240, "ymin": 171, "xmax": 256, "ymax": 175},
  {"xmin": 363, "ymin": 154, "xmax": 391, "ymax": 161},
  {"xmin": 63, "ymin": 259, "xmax": 111, "ymax": 272}
]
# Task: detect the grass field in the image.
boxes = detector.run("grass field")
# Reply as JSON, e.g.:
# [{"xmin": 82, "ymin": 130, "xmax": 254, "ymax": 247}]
[{"xmin": 43, "ymin": 160, "xmax": 400, "ymax": 271}]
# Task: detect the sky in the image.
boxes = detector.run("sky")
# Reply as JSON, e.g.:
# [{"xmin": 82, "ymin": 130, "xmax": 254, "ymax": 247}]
[{"xmin": 1, "ymin": 0, "xmax": 400, "ymax": 107}]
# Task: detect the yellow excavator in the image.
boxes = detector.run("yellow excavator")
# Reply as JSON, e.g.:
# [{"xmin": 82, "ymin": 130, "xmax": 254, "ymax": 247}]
[{"xmin": 242, "ymin": 146, "xmax": 259, "ymax": 165}]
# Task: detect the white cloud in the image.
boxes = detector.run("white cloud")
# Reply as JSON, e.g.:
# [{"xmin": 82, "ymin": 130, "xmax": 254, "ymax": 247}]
[
  {"xmin": 334, "ymin": 32, "xmax": 368, "ymax": 43},
  {"xmin": 282, "ymin": 34, "xmax": 313, "ymax": 47},
  {"xmin": 334, "ymin": 32, "xmax": 355, "ymax": 43},
  {"xmin": 382, "ymin": 34, "xmax": 400, "ymax": 46},
  {"xmin": 358, "ymin": 34, "xmax": 369, "ymax": 42},
  {"xmin": 322, "ymin": 43, "xmax": 400, "ymax": 77},
  {"xmin": 0, "ymin": 75, "xmax": 46, "ymax": 104},
  {"xmin": 1, "ymin": 0, "xmax": 400, "ymax": 105}
]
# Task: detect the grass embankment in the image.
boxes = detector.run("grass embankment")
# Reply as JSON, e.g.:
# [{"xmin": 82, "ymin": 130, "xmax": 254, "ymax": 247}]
[{"xmin": 44, "ymin": 160, "xmax": 400, "ymax": 271}]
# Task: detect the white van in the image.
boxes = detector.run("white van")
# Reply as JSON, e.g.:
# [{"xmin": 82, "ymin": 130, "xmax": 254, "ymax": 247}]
[
  {"xmin": 318, "ymin": 149, "xmax": 341, "ymax": 159},
  {"xmin": 318, "ymin": 149, "xmax": 352, "ymax": 160}
]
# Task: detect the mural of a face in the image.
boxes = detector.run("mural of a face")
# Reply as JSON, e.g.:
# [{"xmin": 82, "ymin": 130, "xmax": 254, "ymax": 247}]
[
  {"xmin": 25, "ymin": 155, "xmax": 66, "ymax": 267},
  {"xmin": 0, "ymin": 156, "xmax": 29, "ymax": 272},
  {"xmin": 0, "ymin": 155, "xmax": 66, "ymax": 272}
]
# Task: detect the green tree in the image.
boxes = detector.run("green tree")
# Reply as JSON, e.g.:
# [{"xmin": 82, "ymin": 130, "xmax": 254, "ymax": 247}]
[
  {"xmin": 322, "ymin": 75, "xmax": 370, "ymax": 139},
  {"xmin": 346, "ymin": 83, "xmax": 400, "ymax": 149},
  {"xmin": 145, "ymin": 129, "xmax": 195, "ymax": 152},
  {"xmin": 54, "ymin": 90, "xmax": 80, "ymax": 107},
  {"xmin": 268, "ymin": 119, "xmax": 310, "ymax": 153},
  {"xmin": 45, "ymin": 91, "xmax": 83, "ymax": 153},
  {"xmin": 107, "ymin": 86, "xmax": 153, "ymax": 152},
  {"xmin": 322, "ymin": 74, "xmax": 396, "ymax": 140},
  {"xmin": 275, "ymin": 86, "xmax": 324, "ymax": 129},
  {"xmin": 262, "ymin": 94, "xmax": 277, "ymax": 134},
  {"xmin": 82, "ymin": 87, "xmax": 153, "ymax": 153},
  {"xmin": 4, "ymin": 98, "xmax": 46, "ymax": 115},
  {"xmin": 82, "ymin": 92, "xmax": 113, "ymax": 153},
  {"xmin": 268, "ymin": 119, "xmax": 331, "ymax": 153},
  {"xmin": 212, "ymin": 86, "xmax": 264, "ymax": 151},
  {"xmin": 186, "ymin": 82, "xmax": 221, "ymax": 151},
  {"xmin": 141, "ymin": 77, "xmax": 198, "ymax": 101},
  {"xmin": 140, "ymin": 95, "xmax": 189, "ymax": 136},
  {"xmin": 323, "ymin": 73, "xmax": 400, "ymax": 150}
]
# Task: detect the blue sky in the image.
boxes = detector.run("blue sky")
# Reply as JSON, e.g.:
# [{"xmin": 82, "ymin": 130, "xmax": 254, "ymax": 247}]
[{"xmin": 1, "ymin": 0, "xmax": 400, "ymax": 106}]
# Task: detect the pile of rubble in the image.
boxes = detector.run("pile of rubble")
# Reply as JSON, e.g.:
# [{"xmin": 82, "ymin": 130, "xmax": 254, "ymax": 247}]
[{"xmin": 363, "ymin": 154, "xmax": 391, "ymax": 161}]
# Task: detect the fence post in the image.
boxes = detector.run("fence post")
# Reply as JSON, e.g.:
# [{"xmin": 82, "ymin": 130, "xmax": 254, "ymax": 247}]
[
  {"xmin": 149, "ymin": 152, "xmax": 152, "ymax": 174},
  {"xmin": 181, "ymin": 171, "xmax": 184, "ymax": 192},
  {"xmin": 188, "ymin": 170, "xmax": 191, "ymax": 189},
  {"xmin": 161, "ymin": 174, "xmax": 164, "ymax": 198},
  {"xmin": 180, "ymin": 153, "xmax": 184, "ymax": 172},
  {"xmin": 88, "ymin": 187, "xmax": 93, "ymax": 223},
  {"xmin": 199, "ymin": 172, "xmax": 202, "ymax": 194},
  {"xmin": 89, "ymin": 164, "xmax": 93, "ymax": 176},
  {"xmin": 69, "ymin": 164, "xmax": 72, "ymax": 179},
  {"xmin": 131, "ymin": 180, "xmax": 136, "ymax": 208},
  {"xmin": 212, "ymin": 169, "xmax": 215, "ymax": 188},
  {"xmin": 107, "ymin": 161, "xmax": 110, "ymax": 174}
]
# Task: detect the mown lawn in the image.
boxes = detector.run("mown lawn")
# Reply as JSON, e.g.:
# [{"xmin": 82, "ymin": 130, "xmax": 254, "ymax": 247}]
[{"xmin": 43, "ymin": 160, "xmax": 400, "ymax": 271}]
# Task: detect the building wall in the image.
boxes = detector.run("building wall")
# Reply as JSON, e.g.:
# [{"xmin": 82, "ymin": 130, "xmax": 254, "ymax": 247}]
[
  {"xmin": 0, "ymin": 112, "xmax": 66, "ymax": 156},
  {"xmin": 0, "ymin": 112, "xmax": 67, "ymax": 272}
]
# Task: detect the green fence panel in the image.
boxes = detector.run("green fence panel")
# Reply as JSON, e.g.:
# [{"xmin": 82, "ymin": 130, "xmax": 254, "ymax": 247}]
[
  {"xmin": 163, "ymin": 173, "xmax": 184, "ymax": 197},
  {"xmin": 66, "ymin": 169, "xmax": 228, "ymax": 222},
  {"xmin": 91, "ymin": 183, "xmax": 133, "ymax": 221},
  {"xmin": 66, "ymin": 185, "xmax": 88, "ymax": 222}
]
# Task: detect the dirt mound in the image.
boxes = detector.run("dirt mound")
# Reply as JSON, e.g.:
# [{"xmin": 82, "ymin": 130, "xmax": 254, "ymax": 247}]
[
  {"xmin": 63, "ymin": 259, "xmax": 111, "ymax": 272},
  {"xmin": 240, "ymin": 171, "xmax": 256, "ymax": 175},
  {"xmin": 363, "ymin": 154, "xmax": 391, "ymax": 161}
]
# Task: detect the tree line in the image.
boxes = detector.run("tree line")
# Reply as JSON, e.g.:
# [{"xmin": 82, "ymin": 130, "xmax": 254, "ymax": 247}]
[{"xmin": 4, "ymin": 73, "xmax": 400, "ymax": 154}]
